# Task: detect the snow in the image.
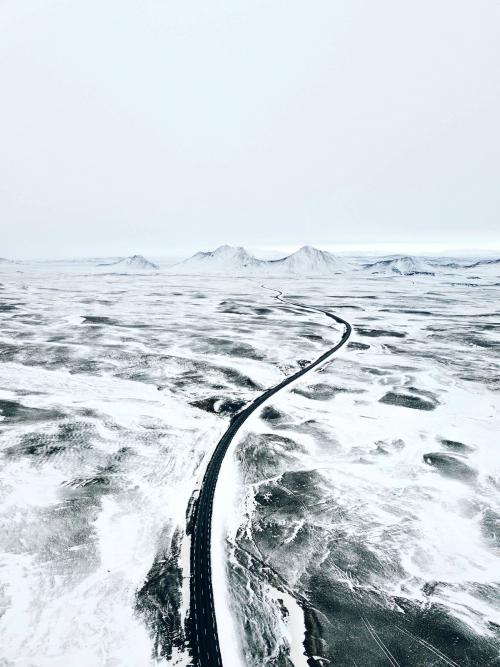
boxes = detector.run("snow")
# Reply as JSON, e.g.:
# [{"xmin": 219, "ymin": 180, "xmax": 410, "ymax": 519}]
[
  {"xmin": 362, "ymin": 255, "xmax": 436, "ymax": 275},
  {"xmin": 168, "ymin": 245, "xmax": 348, "ymax": 275},
  {"xmin": 208, "ymin": 273, "xmax": 499, "ymax": 665},
  {"xmin": 211, "ymin": 449, "xmax": 246, "ymax": 667},
  {"xmin": 0, "ymin": 258, "xmax": 498, "ymax": 665},
  {"xmin": 462, "ymin": 258, "xmax": 500, "ymax": 278},
  {"xmin": 265, "ymin": 245, "xmax": 349, "ymax": 274},
  {"xmin": 98, "ymin": 254, "xmax": 159, "ymax": 271}
]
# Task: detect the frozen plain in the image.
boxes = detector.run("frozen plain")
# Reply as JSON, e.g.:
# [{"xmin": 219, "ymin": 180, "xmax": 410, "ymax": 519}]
[{"xmin": 0, "ymin": 259, "xmax": 499, "ymax": 666}]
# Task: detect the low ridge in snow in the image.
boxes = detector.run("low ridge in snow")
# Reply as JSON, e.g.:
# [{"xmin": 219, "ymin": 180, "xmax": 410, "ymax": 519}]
[
  {"xmin": 457, "ymin": 257, "xmax": 500, "ymax": 278},
  {"xmin": 169, "ymin": 245, "xmax": 346, "ymax": 276},
  {"xmin": 363, "ymin": 256, "xmax": 435, "ymax": 276},
  {"xmin": 465, "ymin": 257, "xmax": 500, "ymax": 270},
  {"xmin": 455, "ymin": 257, "xmax": 499, "ymax": 268}
]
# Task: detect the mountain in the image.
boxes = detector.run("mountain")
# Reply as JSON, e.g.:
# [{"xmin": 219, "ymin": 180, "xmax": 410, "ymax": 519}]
[
  {"xmin": 98, "ymin": 255, "xmax": 159, "ymax": 271},
  {"xmin": 172, "ymin": 245, "xmax": 264, "ymax": 274},
  {"xmin": 266, "ymin": 245, "xmax": 348, "ymax": 274},
  {"xmin": 169, "ymin": 245, "xmax": 347, "ymax": 275},
  {"xmin": 363, "ymin": 256, "xmax": 435, "ymax": 276}
]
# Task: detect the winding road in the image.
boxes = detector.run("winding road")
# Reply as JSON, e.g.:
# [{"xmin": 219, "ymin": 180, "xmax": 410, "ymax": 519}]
[{"xmin": 189, "ymin": 288, "xmax": 352, "ymax": 666}]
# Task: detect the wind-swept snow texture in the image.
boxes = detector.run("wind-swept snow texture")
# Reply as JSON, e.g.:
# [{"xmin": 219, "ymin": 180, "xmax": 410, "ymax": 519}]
[
  {"xmin": 0, "ymin": 257, "xmax": 498, "ymax": 666},
  {"xmin": 210, "ymin": 271, "xmax": 500, "ymax": 666}
]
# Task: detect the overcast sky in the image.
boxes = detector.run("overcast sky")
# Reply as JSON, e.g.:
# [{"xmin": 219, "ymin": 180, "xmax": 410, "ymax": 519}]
[{"xmin": 1, "ymin": 0, "xmax": 499, "ymax": 259}]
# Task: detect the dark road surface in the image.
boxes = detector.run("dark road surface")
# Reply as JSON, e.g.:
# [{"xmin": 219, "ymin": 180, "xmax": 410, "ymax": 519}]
[{"xmin": 189, "ymin": 288, "xmax": 352, "ymax": 666}]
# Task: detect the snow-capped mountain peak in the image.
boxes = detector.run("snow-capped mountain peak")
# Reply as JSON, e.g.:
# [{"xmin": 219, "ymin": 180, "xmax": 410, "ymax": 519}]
[
  {"xmin": 199, "ymin": 245, "xmax": 254, "ymax": 262},
  {"xmin": 171, "ymin": 245, "xmax": 263, "ymax": 273},
  {"xmin": 268, "ymin": 245, "xmax": 348, "ymax": 274},
  {"xmin": 169, "ymin": 244, "xmax": 347, "ymax": 275}
]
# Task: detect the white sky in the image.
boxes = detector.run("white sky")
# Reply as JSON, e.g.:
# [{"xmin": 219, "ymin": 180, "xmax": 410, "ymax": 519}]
[{"xmin": 1, "ymin": 0, "xmax": 499, "ymax": 259}]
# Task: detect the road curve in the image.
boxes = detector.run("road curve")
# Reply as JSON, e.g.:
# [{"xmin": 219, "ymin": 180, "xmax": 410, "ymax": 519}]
[{"xmin": 189, "ymin": 287, "xmax": 352, "ymax": 666}]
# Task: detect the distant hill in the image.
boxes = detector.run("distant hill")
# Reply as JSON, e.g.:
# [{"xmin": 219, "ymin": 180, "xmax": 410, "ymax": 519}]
[
  {"xmin": 266, "ymin": 246, "xmax": 348, "ymax": 274},
  {"xmin": 466, "ymin": 258, "xmax": 500, "ymax": 269},
  {"xmin": 433, "ymin": 257, "xmax": 500, "ymax": 270},
  {"xmin": 362, "ymin": 256, "xmax": 435, "ymax": 276},
  {"xmin": 169, "ymin": 245, "xmax": 347, "ymax": 275},
  {"xmin": 98, "ymin": 255, "xmax": 159, "ymax": 271},
  {"xmin": 457, "ymin": 257, "xmax": 500, "ymax": 278},
  {"xmin": 173, "ymin": 245, "xmax": 264, "ymax": 273}
]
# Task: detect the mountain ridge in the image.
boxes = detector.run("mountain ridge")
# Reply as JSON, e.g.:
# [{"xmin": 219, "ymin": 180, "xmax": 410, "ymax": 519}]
[
  {"xmin": 362, "ymin": 256, "xmax": 435, "ymax": 276},
  {"xmin": 169, "ymin": 245, "xmax": 347, "ymax": 275}
]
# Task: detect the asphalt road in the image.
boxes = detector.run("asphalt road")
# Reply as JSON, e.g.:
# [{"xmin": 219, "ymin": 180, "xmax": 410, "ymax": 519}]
[{"xmin": 189, "ymin": 288, "xmax": 352, "ymax": 666}]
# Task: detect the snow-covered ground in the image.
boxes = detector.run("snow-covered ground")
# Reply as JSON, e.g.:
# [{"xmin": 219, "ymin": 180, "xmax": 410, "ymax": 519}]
[{"xmin": 0, "ymin": 257, "xmax": 498, "ymax": 665}]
